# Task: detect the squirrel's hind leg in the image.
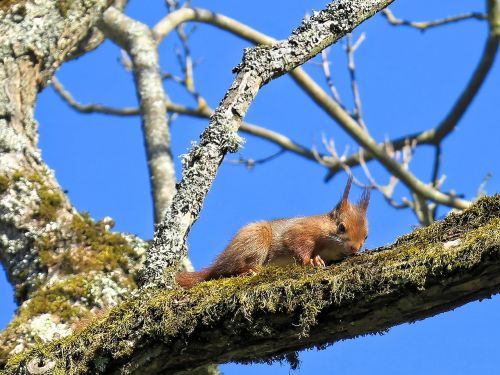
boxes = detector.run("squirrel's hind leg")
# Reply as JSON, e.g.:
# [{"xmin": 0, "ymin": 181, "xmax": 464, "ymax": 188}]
[
  {"xmin": 210, "ymin": 222, "xmax": 272, "ymax": 278},
  {"xmin": 239, "ymin": 267, "xmax": 260, "ymax": 277}
]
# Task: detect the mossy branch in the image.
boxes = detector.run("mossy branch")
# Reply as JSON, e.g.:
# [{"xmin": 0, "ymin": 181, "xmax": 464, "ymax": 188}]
[{"xmin": 5, "ymin": 195, "xmax": 500, "ymax": 375}]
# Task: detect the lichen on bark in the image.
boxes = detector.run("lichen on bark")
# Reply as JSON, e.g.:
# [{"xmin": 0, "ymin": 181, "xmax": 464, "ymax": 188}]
[
  {"xmin": 0, "ymin": 168, "xmax": 147, "ymax": 360},
  {"xmin": 0, "ymin": 0, "xmax": 148, "ymax": 366}
]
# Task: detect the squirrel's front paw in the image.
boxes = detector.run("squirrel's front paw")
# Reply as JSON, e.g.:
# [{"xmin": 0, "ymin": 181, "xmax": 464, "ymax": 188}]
[{"xmin": 309, "ymin": 255, "xmax": 326, "ymax": 268}]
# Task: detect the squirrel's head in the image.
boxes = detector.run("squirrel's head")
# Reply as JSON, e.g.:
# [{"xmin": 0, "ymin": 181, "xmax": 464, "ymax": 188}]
[{"xmin": 330, "ymin": 175, "xmax": 370, "ymax": 254}]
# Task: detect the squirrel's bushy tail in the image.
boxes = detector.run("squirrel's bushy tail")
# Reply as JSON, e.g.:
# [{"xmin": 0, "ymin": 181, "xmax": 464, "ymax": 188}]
[{"xmin": 175, "ymin": 269, "xmax": 212, "ymax": 288}]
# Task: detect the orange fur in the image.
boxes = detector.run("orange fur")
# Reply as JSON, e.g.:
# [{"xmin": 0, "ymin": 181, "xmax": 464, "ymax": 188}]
[
  {"xmin": 176, "ymin": 269, "xmax": 212, "ymax": 288},
  {"xmin": 176, "ymin": 177, "xmax": 370, "ymax": 288}
]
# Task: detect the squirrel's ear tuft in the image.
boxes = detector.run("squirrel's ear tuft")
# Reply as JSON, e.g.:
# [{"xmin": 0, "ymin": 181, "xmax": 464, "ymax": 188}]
[
  {"xmin": 335, "ymin": 174, "xmax": 353, "ymax": 212},
  {"xmin": 358, "ymin": 187, "xmax": 371, "ymax": 212}
]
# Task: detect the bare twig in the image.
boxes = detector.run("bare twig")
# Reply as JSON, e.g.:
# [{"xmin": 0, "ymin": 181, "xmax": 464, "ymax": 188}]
[
  {"xmin": 320, "ymin": 48, "xmax": 343, "ymax": 104},
  {"xmin": 165, "ymin": 4, "xmax": 208, "ymax": 113},
  {"xmin": 119, "ymin": 49, "xmax": 133, "ymax": 71},
  {"xmin": 161, "ymin": 71, "xmax": 184, "ymax": 83},
  {"xmin": 477, "ymin": 172, "xmax": 493, "ymax": 197},
  {"xmin": 358, "ymin": 145, "xmax": 410, "ymax": 210},
  {"xmin": 431, "ymin": 145, "xmax": 442, "ymax": 188},
  {"xmin": 345, "ymin": 33, "xmax": 367, "ymax": 130},
  {"xmin": 152, "ymin": 7, "xmax": 472, "ymax": 210},
  {"xmin": 382, "ymin": 8, "xmax": 487, "ymax": 31},
  {"xmin": 52, "ymin": 77, "xmax": 140, "ymax": 116},
  {"xmin": 311, "ymin": 134, "xmax": 369, "ymax": 189},
  {"xmin": 225, "ymin": 150, "xmax": 286, "ymax": 170}
]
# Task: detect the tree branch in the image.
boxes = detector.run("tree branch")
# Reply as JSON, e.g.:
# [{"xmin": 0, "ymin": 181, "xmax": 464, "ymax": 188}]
[
  {"xmin": 326, "ymin": 0, "xmax": 500, "ymax": 178},
  {"xmin": 434, "ymin": 0, "xmax": 500, "ymax": 142},
  {"xmin": 51, "ymin": 77, "xmax": 141, "ymax": 116},
  {"xmin": 153, "ymin": 6, "xmax": 472, "ymax": 210},
  {"xmin": 99, "ymin": 8, "xmax": 176, "ymax": 224},
  {"xmin": 5, "ymin": 196, "xmax": 500, "ymax": 374},
  {"xmin": 51, "ymin": 78, "xmax": 335, "ymax": 174},
  {"xmin": 346, "ymin": 32, "xmax": 367, "ymax": 129},
  {"xmin": 382, "ymin": 8, "xmax": 487, "ymax": 31}
]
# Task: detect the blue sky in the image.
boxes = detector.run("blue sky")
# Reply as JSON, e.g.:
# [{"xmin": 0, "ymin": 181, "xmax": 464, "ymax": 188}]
[{"xmin": 1, "ymin": 0, "xmax": 499, "ymax": 373}]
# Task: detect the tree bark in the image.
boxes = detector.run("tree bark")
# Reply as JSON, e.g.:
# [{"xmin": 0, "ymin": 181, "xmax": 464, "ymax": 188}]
[
  {"xmin": 3, "ymin": 195, "xmax": 499, "ymax": 374},
  {"xmin": 98, "ymin": 8, "xmax": 177, "ymax": 224},
  {"xmin": 0, "ymin": 0, "xmax": 147, "ymax": 363}
]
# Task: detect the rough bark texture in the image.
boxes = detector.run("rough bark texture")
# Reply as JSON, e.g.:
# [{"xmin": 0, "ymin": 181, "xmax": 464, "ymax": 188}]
[
  {"xmin": 0, "ymin": 0, "xmax": 148, "ymax": 364},
  {"xmin": 140, "ymin": 0, "xmax": 396, "ymax": 289},
  {"xmin": 3, "ymin": 195, "xmax": 499, "ymax": 374}
]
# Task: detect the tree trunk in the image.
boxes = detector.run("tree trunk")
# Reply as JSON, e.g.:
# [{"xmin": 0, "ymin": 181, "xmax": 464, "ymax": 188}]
[{"xmin": 0, "ymin": 0, "xmax": 147, "ymax": 363}]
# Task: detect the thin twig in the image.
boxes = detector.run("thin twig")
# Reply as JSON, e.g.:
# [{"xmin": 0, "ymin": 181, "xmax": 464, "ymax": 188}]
[
  {"xmin": 382, "ymin": 8, "xmax": 487, "ymax": 31},
  {"xmin": 345, "ymin": 33, "xmax": 367, "ymax": 130},
  {"xmin": 359, "ymin": 147, "xmax": 410, "ymax": 210},
  {"xmin": 52, "ymin": 75, "xmax": 335, "ymax": 170},
  {"xmin": 313, "ymin": 135, "xmax": 368, "ymax": 189},
  {"xmin": 51, "ymin": 77, "xmax": 140, "ymax": 116},
  {"xmin": 477, "ymin": 172, "xmax": 493, "ymax": 197},
  {"xmin": 225, "ymin": 150, "xmax": 286, "ymax": 170},
  {"xmin": 431, "ymin": 145, "xmax": 442, "ymax": 188},
  {"xmin": 320, "ymin": 48, "xmax": 343, "ymax": 104}
]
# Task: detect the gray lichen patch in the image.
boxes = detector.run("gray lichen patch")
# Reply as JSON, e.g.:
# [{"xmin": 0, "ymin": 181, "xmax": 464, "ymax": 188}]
[
  {"xmin": 234, "ymin": 0, "xmax": 393, "ymax": 83},
  {"xmin": 0, "ymin": 169, "xmax": 58, "ymax": 302},
  {"xmin": 4, "ymin": 195, "xmax": 499, "ymax": 374},
  {"xmin": 0, "ymin": 0, "xmax": 112, "ymax": 84},
  {"xmin": 0, "ymin": 271, "xmax": 133, "ymax": 361},
  {"xmin": 0, "ymin": 166, "xmax": 145, "ymax": 291}
]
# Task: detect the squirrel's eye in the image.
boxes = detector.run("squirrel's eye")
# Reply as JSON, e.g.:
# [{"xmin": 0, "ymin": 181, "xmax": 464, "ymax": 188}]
[
  {"xmin": 338, "ymin": 223, "xmax": 346, "ymax": 234},
  {"xmin": 365, "ymin": 235, "xmax": 368, "ymax": 241}
]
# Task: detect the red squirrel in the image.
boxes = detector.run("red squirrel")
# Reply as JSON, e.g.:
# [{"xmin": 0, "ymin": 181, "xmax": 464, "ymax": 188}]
[{"xmin": 176, "ymin": 176, "xmax": 369, "ymax": 288}]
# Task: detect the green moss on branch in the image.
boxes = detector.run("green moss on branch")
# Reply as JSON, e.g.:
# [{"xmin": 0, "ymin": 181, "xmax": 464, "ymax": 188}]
[
  {"xmin": 4, "ymin": 195, "xmax": 500, "ymax": 374},
  {"xmin": 37, "ymin": 213, "xmax": 140, "ymax": 278},
  {"xmin": 0, "ymin": 175, "xmax": 10, "ymax": 194}
]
